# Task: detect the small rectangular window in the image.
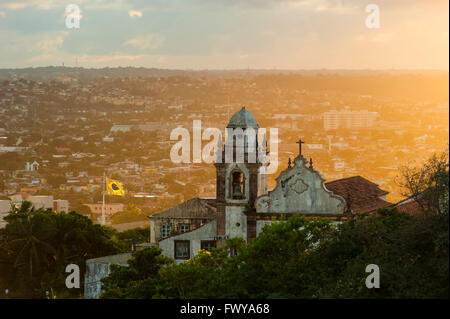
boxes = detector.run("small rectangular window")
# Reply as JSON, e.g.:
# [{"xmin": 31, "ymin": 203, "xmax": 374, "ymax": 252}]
[
  {"xmin": 160, "ymin": 223, "xmax": 171, "ymax": 238},
  {"xmin": 201, "ymin": 240, "xmax": 216, "ymax": 252},
  {"xmin": 174, "ymin": 240, "xmax": 190, "ymax": 260},
  {"xmin": 178, "ymin": 224, "xmax": 189, "ymax": 233}
]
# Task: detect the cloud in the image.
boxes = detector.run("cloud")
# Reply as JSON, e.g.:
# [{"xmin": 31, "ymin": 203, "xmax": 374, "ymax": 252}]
[
  {"xmin": 0, "ymin": 0, "xmax": 169, "ymax": 11},
  {"xmin": 128, "ymin": 10, "xmax": 142, "ymax": 18},
  {"xmin": 0, "ymin": 0, "xmax": 66, "ymax": 10},
  {"xmin": 0, "ymin": 0, "xmax": 447, "ymax": 69},
  {"xmin": 35, "ymin": 35, "xmax": 65, "ymax": 53},
  {"xmin": 0, "ymin": 2, "xmax": 28, "ymax": 10},
  {"xmin": 313, "ymin": 1, "xmax": 358, "ymax": 14},
  {"xmin": 78, "ymin": 54, "xmax": 144, "ymax": 63},
  {"xmin": 196, "ymin": 0, "xmax": 356, "ymax": 10},
  {"xmin": 123, "ymin": 34, "xmax": 164, "ymax": 51}
]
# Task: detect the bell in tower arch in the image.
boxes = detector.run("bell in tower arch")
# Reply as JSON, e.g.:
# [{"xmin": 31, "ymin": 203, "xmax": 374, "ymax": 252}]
[
  {"xmin": 233, "ymin": 183, "xmax": 243, "ymax": 198},
  {"xmin": 232, "ymin": 171, "xmax": 244, "ymax": 199}
]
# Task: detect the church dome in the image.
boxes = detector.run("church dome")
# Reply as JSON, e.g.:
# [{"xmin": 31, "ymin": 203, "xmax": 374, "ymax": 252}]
[{"xmin": 226, "ymin": 106, "xmax": 259, "ymax": 129}]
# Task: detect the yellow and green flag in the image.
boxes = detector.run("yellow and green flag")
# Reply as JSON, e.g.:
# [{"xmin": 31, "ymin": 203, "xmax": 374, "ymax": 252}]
[{"xmin": 106, "ymin": 177, "xmax": 125, "ymax": 196}]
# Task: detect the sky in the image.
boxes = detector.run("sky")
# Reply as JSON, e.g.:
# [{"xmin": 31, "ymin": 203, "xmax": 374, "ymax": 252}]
[{"xmin": 0, "ymin": 0, "xmax": 448, "ymax": 69}]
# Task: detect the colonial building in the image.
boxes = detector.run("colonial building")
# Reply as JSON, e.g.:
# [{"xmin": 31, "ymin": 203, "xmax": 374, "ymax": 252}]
[
  {"xmin": 149, "ymin": 197, "xmax": 217, "ymax": 243},
  {"xmin": 151, "ymin": 107, "xmax": 392, "ymax": 263}
]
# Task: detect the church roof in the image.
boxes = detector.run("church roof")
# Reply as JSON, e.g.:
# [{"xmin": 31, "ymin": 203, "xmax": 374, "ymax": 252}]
[
  {"xmin": 325, "ymin": 176, "xmax": 391, "ymax": 213},
  {"xmin": 148, "ymin": 197, "xmax": 216, "ymax": 219},
  {"xmin": 227, "ymin": 106, "xmax": 259, "ymax": 129}
]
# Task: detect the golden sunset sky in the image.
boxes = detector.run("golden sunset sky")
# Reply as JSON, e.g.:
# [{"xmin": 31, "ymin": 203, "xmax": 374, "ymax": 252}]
[{"xmin": 0, "ymin": 0, "xmax": 448, "ymax": 69}]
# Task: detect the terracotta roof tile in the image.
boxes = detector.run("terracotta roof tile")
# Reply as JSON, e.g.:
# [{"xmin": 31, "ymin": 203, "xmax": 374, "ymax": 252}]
[
  {"xmin": 325, "ymin": 176, "xmax": 392, "ymax": 213},
  {"xmin": 394, "ymin": 196, "xmax": 431, "ymax": 215}
]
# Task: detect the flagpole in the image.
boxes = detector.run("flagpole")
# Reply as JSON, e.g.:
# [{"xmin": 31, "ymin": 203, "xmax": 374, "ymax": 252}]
[{"xmin": 102, "ymin": 171, "xmax": 105, "ymax": 225}]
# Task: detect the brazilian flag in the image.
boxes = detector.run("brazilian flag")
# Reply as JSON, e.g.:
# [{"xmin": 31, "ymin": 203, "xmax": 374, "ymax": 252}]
[{"xmin": 106, "ymin": 177, "xmax": 125, "ymax": 196}]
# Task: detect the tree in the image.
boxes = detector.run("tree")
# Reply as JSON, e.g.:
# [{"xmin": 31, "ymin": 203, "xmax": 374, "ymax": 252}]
[
  {"xmin": 2, "ymin": 202, "xmax": 55, "ymax": 296},
  {"xmin": 230, "ymin": 216, "xmax": 333, "ymax": 298},
  {"xmin": 154, "ymin": 238, "xmax": 246, "ymax": 299},
  {"xmin": 305, "ymin": 208, "xmax": 449, "ymax": 298},
  {"xmin": 117, "ymin": 227, "xmax": 150, "ymax": 248},
  {"xmin": 399, "ymin": 148, "xmax": 449, "ymax": 214},
  {"xmin": 105, "ymin": 211, "xmax": 448, "ymax": 299},
  {"xmin": 0, "ymin": 202, "xmax": 125, "ymax": 298},
  {"xmin": 100, "ymin": 247, "xmax": 173, "ymax": 299}
]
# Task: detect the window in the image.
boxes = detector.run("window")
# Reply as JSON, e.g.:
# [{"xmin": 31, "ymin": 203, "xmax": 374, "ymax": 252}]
[
  {"xmin": 201, "ymin": 240, "xmax": 216, "ymax": 252},
  {"xmin": 174, "ymin": 240, "xmax": 190, "ymax": 260},
  {"xmin": 178, "ymin": 224, "xmax": 189, "ymax": 233},
  {"xmin": 160, "ymin": 223, "xmax": 171, "ymax": 238},
  {"xmin": 231, "ymin": 170, "xmax": 245, "ymax": 199}
]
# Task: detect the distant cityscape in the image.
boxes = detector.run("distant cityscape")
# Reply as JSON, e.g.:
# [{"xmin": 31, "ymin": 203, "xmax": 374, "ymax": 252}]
[{"xmin": 0, "ymin": 69, "xmax": 448, "ymax": 228}]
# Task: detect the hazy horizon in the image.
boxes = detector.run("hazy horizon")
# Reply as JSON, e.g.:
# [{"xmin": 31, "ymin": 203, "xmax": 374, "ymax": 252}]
[{"xmin": 1, "ymin": 66, "xmax": 450, "ymax": 71}]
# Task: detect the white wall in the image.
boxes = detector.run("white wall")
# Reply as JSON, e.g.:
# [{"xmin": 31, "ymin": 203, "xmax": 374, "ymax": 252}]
[
  {"xmin": 256, "ymin": 220, "xmax": 275, "ymax": 236},
  {"xmin": 225, "ymin": 206, "xmax": 247, "ymax": 240},
  {"xmin": 28, "ymin": 195, "xmax": 54, "ymax": 210},
  {"xmin": 158, "ymin": 220, "xmax": 217, "ymax": 263}
]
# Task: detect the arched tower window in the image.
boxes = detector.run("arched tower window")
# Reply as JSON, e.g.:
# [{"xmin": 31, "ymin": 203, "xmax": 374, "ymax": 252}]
[{"xmin": 230, "ymin": 169, "xmax": 245, "ymax": 200}]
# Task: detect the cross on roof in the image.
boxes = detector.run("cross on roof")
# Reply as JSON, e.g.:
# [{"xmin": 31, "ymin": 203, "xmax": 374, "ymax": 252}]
[{"xmin": 296, "ymin": 138, "xmax": 305, "ymax": 156}]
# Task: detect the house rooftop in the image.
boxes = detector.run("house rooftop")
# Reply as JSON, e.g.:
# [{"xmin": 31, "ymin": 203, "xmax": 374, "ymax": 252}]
[
  {"xmin": 148, "ymin": 197, "xmax": 217, "ymax": 219},
  {"xmin": 325, "ymin": 175, "xmax": 391, "ymax": 213}
]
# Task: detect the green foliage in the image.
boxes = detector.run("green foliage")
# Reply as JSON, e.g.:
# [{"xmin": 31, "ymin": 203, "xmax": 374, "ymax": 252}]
[
  {"xmin": 100, "ymin": 211, "xmax": 448, "ymax": 299},
  {"xmin": 400, "ymin": 148, "xmax": 449, "ymax": 214},
  {"xmin": 0, "ymin": 201, "xmax": 125, "ymax": 298},
  {"xmin": 100, "ymin": 247, "xmax": 173, "ymax": 299},
  {"xmin": 2, "ymin": 195, "xmax": 448, "ymax": 299},
  {"xmin": 117, "ymin": 227, "xmax": 150, "ymax": 250},
  {"xmin": 311, "ymin": 209, "xmax": 449, "ymax": 298},
  {"xmin": 154, "ymin": 238, "xmax": 246, "ymax": 299},
  {"xmin": 233, "ymin": 216, "xmax": 333, "ymax": 298}
]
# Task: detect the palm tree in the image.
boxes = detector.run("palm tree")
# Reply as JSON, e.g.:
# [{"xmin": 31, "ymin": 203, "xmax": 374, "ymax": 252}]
[
  {"xmin": 7, "ymin": 207, "xmax": 55, "ymax": 280},
  {"xmin": 50, "ymin": 212, "xmax": 89, "ymax": 267}
]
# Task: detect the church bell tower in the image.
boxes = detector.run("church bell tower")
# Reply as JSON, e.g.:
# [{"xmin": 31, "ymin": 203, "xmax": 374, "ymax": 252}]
[{"xmin": 214, "ymin": 106, "xmax": 267, "ymax": 241}]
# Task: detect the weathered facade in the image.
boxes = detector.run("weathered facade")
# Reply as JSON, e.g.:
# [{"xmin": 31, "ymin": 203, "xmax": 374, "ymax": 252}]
[
  {"xmin": 255, "ymin": 156, "xmax": 345, "ymax": 215},
  {"xmin": 159, "ymin": 220, "xmax": 217, "ymax": 263},
  {"xmin": 149, "ymin": 197, "xmax": 217, "ymax": 243},
  {"xmin": 84, "ymin": 252, "xmax": 132, "ymax": 299}
]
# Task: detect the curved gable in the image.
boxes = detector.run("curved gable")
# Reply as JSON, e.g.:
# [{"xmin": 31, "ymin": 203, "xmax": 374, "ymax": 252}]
[{"xmin": 255, "ymin": 156, "xmax": 345, "ymax": 215}]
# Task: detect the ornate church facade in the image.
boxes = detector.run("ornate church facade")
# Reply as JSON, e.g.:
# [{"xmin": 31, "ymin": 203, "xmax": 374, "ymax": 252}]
[{"xmin": 151, "ymin": 107, "xmax": 391, "ymax": 263}]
